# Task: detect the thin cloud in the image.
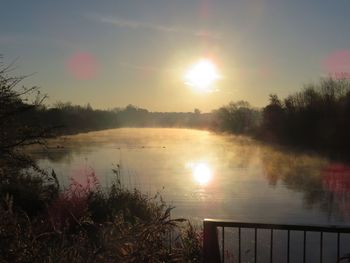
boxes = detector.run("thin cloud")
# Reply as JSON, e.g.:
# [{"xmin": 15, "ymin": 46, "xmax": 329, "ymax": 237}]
[
  {"xmin": 101, "ymin": 16, "xmax": 178, "ymax": 33},
  {"xmin": 88, "ymin": 14, "xmax": 221, "ymax": 40}
]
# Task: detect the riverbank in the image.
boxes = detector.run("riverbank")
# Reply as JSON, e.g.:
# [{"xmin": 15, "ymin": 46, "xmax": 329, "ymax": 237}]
[{"xmin": 0, "ymin": 166, "xmax": 202, "ymax": 262}]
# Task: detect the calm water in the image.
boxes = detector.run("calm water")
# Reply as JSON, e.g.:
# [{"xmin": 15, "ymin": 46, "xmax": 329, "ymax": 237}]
[{"xmin": 30, "ymin": 128, "xmax": 350, "ymax": 226}]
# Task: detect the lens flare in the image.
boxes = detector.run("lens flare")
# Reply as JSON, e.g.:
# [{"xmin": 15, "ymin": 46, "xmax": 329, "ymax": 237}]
[{"xmin": 66, "ymin": 52, "xmax": 99, "ymax": 80}]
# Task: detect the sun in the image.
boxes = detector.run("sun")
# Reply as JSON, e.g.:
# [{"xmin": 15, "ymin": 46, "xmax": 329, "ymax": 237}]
[{"xmin": 184, "ymin": 59, "xmax": 220, "ymax": 92}]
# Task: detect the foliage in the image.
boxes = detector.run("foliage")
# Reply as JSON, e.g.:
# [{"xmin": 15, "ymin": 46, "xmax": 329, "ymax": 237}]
[
  {"xmin": 212, "ymin": 101, "xmax": 261, "ymax": 134},
  {"xmin": 0, "ymin": 170, "xmax": 59, "ymax": 216},
  {"xmin": 261, "ymin": 78, "xmax": 350, "ymax": 157},
  {"xmin": 0, "ymin": 57, "xmax": 52, "ymax": 172},
  {"xmin": 44, "ymin": 102, "xmax": 119, "ymax": 134},
  {"xmin": 0, "ymin": 169, "xmax": 202, "ymax": 263},
  {"xmin": 175, "ymin": 223, "xmax": 203, "ymax": 263}
]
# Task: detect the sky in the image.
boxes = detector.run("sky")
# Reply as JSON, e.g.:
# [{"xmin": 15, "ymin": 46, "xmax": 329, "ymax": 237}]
[{"xmin": 1, "ymin": 0, "xmax": 350, "ymax": 112}]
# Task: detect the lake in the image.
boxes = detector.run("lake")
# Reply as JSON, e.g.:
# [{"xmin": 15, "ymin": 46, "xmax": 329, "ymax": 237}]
[{"xmin": 30, "ymin": 128, "xmax": 350, "ymax": 226}]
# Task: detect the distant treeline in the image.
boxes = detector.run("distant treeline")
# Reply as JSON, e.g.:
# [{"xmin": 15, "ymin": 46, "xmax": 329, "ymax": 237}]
[
  {"xmin": 260, "ymin": 78, "xmax": 350, "ymax": 156},
  {"xmin": 30, "ymin": 100, "xmax": 263, "ymax": 134},
  {"xmin": 29, "ymin": 102, "xmax": 118, "ymax": 135},
  {"xmin": 37, "ymin": 102, "xmax": 260, "ymax": 134},
  {"xmin": 30, "ymin": 103, "xmax": 214, "ymax": 135},
  {"xmin": 212, "ymin": 78, "xmax": 350, "ymax": 157},
  {"xmin": 114, "ymin": 105, "xmax": 212, "ymax": 128},
  {"xmin": 211, "ymin": 101, "xmax": 261, "ymax": 134}
]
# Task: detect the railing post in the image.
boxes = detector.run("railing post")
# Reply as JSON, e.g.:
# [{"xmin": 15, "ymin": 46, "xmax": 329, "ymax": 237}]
[{"xmin": 203, "ymin": 220, "xmax": 221, "ymax": 263}]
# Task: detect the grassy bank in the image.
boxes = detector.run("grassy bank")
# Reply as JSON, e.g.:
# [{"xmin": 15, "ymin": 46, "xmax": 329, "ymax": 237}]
[{"xmin": 0, "ymin": 168, "xmax": 202, "ymax": 262}]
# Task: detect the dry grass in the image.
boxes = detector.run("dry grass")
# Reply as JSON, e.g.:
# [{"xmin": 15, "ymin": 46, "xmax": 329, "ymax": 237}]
[{"xmin": 0, "ymin": 169, "xmax": 202, "ymax": 263}]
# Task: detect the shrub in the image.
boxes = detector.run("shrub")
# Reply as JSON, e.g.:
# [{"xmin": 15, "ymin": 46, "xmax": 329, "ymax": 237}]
[
  {"xmin": 0, "ymin": 170, "xmax": 59, "ymax": 216},
  {"xmin": 0, "ymin": 169, "xmax": 202, "ymax": 262}
]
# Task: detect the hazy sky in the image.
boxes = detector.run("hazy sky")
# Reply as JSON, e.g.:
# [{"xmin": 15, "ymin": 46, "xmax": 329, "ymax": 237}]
[{"xmin": 1, "ymin": 0, "xmax": 350, "ymax": 112}]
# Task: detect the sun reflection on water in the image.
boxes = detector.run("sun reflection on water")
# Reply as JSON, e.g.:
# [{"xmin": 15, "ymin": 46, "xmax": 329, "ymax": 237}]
[{"xmin": 187, "ymin": 162, "xmax": 213, "ymax": 185}]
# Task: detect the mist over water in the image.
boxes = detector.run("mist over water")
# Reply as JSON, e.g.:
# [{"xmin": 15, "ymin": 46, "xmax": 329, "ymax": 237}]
[{"xmin": 30, "ymin": 128, "xmax": 350, "ymax": 225}]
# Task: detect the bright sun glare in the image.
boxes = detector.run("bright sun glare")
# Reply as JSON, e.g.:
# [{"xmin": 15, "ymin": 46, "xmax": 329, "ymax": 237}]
[
  {"xmin": 184, "ymin": 59, "xmax": 220, "ymax": 92},
  {"xmin": 193, "ymin": 162, "xmax": 213, "ymax": 185}
]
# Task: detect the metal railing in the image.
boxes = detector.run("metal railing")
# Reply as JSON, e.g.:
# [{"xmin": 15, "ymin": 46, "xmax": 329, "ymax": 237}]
[{"xmin": 203, "ymin": 219, "xmax": 350, "ymax": 263}]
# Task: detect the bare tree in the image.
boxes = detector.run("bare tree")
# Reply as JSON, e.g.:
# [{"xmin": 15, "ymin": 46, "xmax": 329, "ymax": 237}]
[{"xmin": 0, "ymin": 56, "xmax": 54, "ymax": 176}]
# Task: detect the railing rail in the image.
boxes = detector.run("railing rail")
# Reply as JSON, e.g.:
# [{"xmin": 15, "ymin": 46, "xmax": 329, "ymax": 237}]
[{"xmin": 203, "ymin": 219, "xmax": 350, "ymax": 263}]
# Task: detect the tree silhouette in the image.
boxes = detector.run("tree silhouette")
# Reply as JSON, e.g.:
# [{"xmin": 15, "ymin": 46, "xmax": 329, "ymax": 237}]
[
  {"xmin": 0, "ymin": 57, "xmax": 53, "ymax": 173},
  {"xmin": 214, "ymin": 101, "xmax": 261, "ymax": 134},
  {"xmin": 261, "ymin": 78, "xmax": 350, "ymax": 157}
]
